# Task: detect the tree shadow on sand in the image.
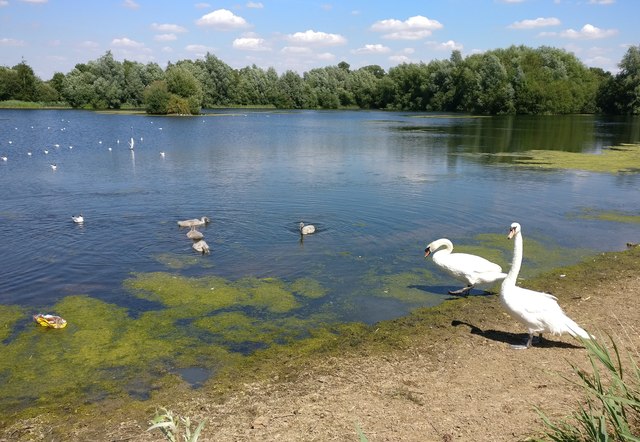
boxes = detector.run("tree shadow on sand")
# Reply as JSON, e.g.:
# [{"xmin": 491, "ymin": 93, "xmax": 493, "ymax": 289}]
[{"xmin": 451, "ymin": 320, "xmax": 583, "ymax": 349}]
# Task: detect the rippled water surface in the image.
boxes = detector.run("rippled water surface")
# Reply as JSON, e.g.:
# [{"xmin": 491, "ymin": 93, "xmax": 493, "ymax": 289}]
[{"xmin": 1, "ymin": 110, "xmax": 639, "ymax": 323}]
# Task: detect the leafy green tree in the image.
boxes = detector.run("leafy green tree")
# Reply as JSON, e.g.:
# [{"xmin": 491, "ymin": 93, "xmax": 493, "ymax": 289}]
[
  {"xmin": 274, "ymin": 70, "xmax": 306, "ymax": 108},
  {"xmin": 62, "ymin": 64, "xmax": 96, "ymax": 108},
  {"xmin": 0, "ymin": 67, "xmax": 19, "ymax": 100},
  {"xmin": 616, "ymin": 45, "xmax": 640, "ymax": 114},
  {"xmin": 194, "ymin": 53, "xmax": 235, "ymax": 107},
  {"xmin": 11, "ymin": 61, "xmax": 39, "ymax": 101},
  {"xmin": 165, "ymin": 64, "xmax": 202, "ymax": 114},
  {"xmin": 143, "ymin": 80, "xmax": 170, "ymax": 114}
]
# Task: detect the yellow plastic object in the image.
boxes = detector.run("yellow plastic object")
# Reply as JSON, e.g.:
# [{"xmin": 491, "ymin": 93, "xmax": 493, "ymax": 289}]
[{"xmin": 33, "ymin": 314, "xmax": 67, "ymax": 329}]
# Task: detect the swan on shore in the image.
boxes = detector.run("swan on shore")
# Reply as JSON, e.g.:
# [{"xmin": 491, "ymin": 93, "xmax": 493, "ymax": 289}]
[
  {"xmin": 299, "ymin": 222, "xmax": 316, "ymax": 235},
  {"xmin": 186, "ymin": 226, "xmax": 204, "ymax": 240},
  {"xmin": 424, "ymin": 238, "xmax": 506, "ymax": 295},
  {"xmin": 500, "ymin": 222, "xmax": 592, "ymax": 349},
  {"xmin": 72, "ymin": 214, "xmax": 84, "ymax": 224},
  {"xmin": 177, "ymin": 216, "xmax": 210, "ymax": 228},
  {"xmin": 192, "ymin": 239, "xmax": 210, "ymax": 254}
]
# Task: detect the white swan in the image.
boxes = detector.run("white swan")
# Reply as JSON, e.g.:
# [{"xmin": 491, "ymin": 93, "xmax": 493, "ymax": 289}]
[
  {"xmin": 299, "ymin": 222, "xmax": 316, "ymax": 235},
  {"xmin": 192, "ymin": 239, "xmax": 210, "ymax": 254},
  {"xmin": 177, "ymin": 216, "xmax": 210, "ymax": 228},
  {"xmin": 72, "ymin": 214, "xmax": 84, "ymax": 224},
  {"xmin": 186, "ymin": 226, "xmax": 204, "ymax": 240},
  {"xmin": 500, "ymin": 222, "xmax": 591, "ymax": 349},
  {"xmin": 424, "ymin": 238, "xmax": 506, "ymax": 295}
]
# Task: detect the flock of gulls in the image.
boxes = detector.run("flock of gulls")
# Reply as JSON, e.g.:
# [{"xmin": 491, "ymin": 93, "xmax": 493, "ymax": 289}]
[
  {"xmin": 0, "ymin": 121, "xmax": 166, "ymax": 171},
  {"xmin": 424, "ymin": 222, "xmax": 592, "ymax": 349}
]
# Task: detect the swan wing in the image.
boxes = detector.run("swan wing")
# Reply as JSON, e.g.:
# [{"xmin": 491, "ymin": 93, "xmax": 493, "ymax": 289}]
[
  {"xmin": 434, "ymin": 252, "xmax": 503, "ymax": 284},
  {"xmin": 502, "ymin": 286, "xmax": 589, "ymax": 337}
]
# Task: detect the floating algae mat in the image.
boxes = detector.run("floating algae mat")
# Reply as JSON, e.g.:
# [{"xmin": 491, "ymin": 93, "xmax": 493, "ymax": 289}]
[
  {"xmin": 0, "ymin": 274, "xmax": 335, "ymax": 415},
  {"xmin": 569, "ymin": 208, "xmax": 640, "ymax": 225},
  {"xmin": 512, "ymin": 143, "xmax": 640, "ymax": 174}
]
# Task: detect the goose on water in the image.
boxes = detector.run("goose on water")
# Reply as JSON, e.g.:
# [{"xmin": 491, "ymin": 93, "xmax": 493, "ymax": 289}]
[
  {"xmin": 424, "ymin": 238, "xmax": 506, "ymax": 295},
  {"xmin": 192, "ymin": 239, "xmax": 210, "ymax": 254},
  {"xmin": 299, "ymin": 222, "xmax": 316, "ymax": 235},
  {"xmin": 177, "ymin": 216, "xmax": 210, "ymax": 228},
  {"xmin": 500, "ymin": 222, "xmax": 592, "ymax": 349},
  {"xmin": 186, "ymin": 226, "xmax": 204, "ymax": 240}
]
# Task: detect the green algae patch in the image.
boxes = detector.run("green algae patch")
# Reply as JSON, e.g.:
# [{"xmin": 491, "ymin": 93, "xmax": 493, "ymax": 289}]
[
  {"xmin": 571, "ymin": 208, "xmax": 640, "ymax": 224},
  {"xmin": 235, "ymin": 277, "xmax": 299, "ymax": 313},
  {"xmin": 512, "ymin": 143, "xmax": 640, "ymax": 174},
  {"xmin": 125, "ymin": 272, "xmax": 246, "ymax": 314},
  {"xmin": 0, "ymin": 305, "xmax": 24, "ymax": 341},
  {"xmin": 290, "ymin": 278, "xmax": 327, "ymax": 299},
  {"xmin": 370, "ymin": 270, "xmax": 438, "ymax": 303}
]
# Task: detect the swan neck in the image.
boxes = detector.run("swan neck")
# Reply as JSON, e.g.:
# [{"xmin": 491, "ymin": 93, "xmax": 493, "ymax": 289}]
[{"xmin": 505, "ymin": 232, "xmax": 523, "ymax": 286}]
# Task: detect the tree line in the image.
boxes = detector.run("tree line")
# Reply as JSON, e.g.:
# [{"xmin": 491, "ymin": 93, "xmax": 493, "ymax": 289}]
[{"xmin": 1, "ymin": 44, "xmax": 639, "ymax": 115}]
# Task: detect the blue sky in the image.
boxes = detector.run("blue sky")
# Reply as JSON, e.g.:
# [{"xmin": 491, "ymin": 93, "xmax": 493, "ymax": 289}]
[{"xmin": 0, "ymin": 0, "xmax": 637, "ymax": 80}]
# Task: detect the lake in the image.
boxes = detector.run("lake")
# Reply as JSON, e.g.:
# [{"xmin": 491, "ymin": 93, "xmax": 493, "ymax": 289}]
[{"xmin": 0, "ymin": 109, "xmax": 638, "ymax": 409}]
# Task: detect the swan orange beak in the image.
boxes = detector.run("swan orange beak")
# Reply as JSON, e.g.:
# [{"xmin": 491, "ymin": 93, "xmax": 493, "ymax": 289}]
[
  {"xmin": 507, "ymin": 228, "xmax": 516, "ymax": 239},
  {"xmin": 424, "ymin": 247, "xmax": 431, "ymax": 258}
]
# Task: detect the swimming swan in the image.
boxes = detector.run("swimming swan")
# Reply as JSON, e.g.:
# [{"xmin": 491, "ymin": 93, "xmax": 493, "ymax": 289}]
[
  {"xmin": 177, "ymin": 216, "xmax": 210, "ymax": 228},
  {"xmin": 192, "ymin": 239, "xmax": 210, "ymax": 254},
  {"xmin": 500, "ymin": 222, "xmax": 591, "ymax": 349},
  {"xmin": 186, "ymin": 226, "xmax": 204, "ymax": 240},
  {"xmin": 299, "ymin": 222, "xmax": 316, "ymax": 235},
  {"xmin": 72, "ymin": 214, "xmax": 84, "ymax": 224},
  {"xmin": 424, "ymin": 238, "xmax": 506, "ymax": 295}
]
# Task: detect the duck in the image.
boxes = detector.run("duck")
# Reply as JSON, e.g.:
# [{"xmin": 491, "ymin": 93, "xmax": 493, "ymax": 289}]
[
  {"xmin": 72, "ymin": 214, "xmax": 84, "ymax": 224},
  {"xmin": 177, "ymin": 216, "xmax": 210, "ymax": 228},
  {"xmin": 500, "ymin": 222, "xmax": 592, "ymax": 349},
  {"xmin": 186, "ymin": 226, "xmax": 204, "ymax": 240},
  {"xmin": 424, "ymin": 238, "xmax": 506, "ymax": 295},
  {"xmin": 192, "ymin": 239, "xmax": 210, "ymax": 254},
  {"xmin": 299, "ymin": 222, "xmax": 316, "ymax": 235},
  {"xmin": 50, "ymin": 163, "xmax": 57, "ymax": 170}
]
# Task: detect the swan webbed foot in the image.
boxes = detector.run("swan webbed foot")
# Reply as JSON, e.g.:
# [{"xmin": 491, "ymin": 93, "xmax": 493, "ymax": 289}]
[
  {"xmin": 510, "ymin": 334, "xmax": 533, "ymax": 350},
  {"xmin": 448, "ymin": 285, "xmax": 473, "ymax": 296}
]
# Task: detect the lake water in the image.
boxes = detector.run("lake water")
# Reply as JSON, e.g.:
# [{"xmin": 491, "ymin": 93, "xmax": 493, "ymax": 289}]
[
  {"xmin": 1, "ymin": 110, "xmax": 639, "ymax": 322},
  {"xmin": 1, "ymin": 110, "xmax": 640, "ymax": 411}
]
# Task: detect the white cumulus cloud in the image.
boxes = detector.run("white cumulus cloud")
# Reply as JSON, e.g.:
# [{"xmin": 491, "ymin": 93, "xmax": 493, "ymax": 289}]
[
  {"xmin": 508, "ymin": 17, "xmax": 561, "ymax": 29},
  {"xmin": 371, "ymin": 15, "xmax": 443, "ymax": 40},
  {"xmin": 111, "ymin": 37, "xmax": 145, "ymax": 48},
  {"xmin": 426, "ymin": 40, "xmax": 463, "ymax": 51},
  {"xmin": 233, "ymin": 37, "xmax": 270, "ymax": 51},
  {"xmin": 196, "ymin": 9, "xmax": 250, "ymax": 30},
  {"xmin": 352, "ymin": 44, "xmax": 390, "ymax": 55},
  {"xmin": 560, "ymin": 24, "xmax": 617, "ymax": 39},
  {"xmin": 286, "ymin": 30, "xmax": 346, "ymax": 46}
]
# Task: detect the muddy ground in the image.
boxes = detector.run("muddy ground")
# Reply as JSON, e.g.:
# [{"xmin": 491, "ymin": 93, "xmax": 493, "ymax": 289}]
[{"xmin": 3, "ymin": 247, "xmax": 639, "ymax": 442}]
